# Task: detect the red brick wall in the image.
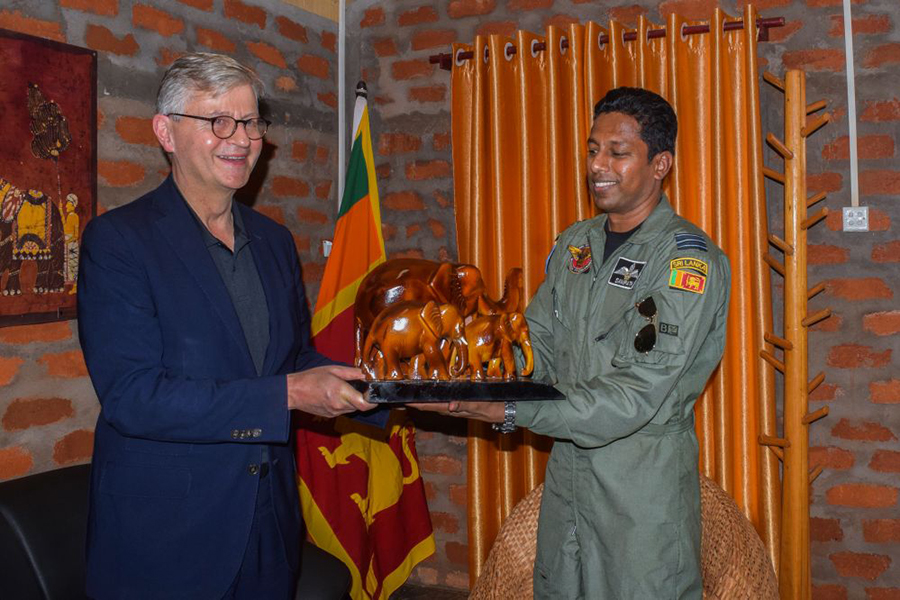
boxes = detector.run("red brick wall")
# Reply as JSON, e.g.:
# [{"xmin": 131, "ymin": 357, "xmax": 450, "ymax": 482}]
[
  {"xmin": 0, "ymin": 0, "xmax": 339, "ymax": 476},
  {"xmin": 1, "ymin": 0, "xmax": 897, "ymax": 596},
  {"xmin": 350, "ymin": 0, "xmax": 900, "ymax": 594}
]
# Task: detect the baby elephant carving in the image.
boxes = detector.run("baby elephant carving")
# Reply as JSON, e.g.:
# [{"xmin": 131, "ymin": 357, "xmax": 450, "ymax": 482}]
[
  {"xmin": 465, "ymin": 312, "xmax": 534, "ymax": 380},
  {"xmin": 362, "ymin": 300, "xmax": 469, "ymax": 381}
]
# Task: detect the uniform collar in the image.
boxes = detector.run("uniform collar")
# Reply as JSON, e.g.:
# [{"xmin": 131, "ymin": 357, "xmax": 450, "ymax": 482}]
[{"xmin": 590, "ymin": 193, "xmax": 675, "ymax": 246}]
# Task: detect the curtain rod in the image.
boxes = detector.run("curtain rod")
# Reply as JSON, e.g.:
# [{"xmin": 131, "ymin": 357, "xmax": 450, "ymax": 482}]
[{"xmin": 428, "ymin": 16, "xmax": 785, "ymax": 70}]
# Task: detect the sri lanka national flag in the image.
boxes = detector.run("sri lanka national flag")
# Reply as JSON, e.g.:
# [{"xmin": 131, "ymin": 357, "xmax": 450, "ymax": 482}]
[{"xmin": 296, "ymin": 83, "xmax": 435, "ymax": 600}]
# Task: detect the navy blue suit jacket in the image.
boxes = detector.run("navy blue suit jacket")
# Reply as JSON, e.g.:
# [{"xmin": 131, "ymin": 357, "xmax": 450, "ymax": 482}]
[{"xmin": 77, "ymin": 176, "xmax": 331, "ymax": 598}]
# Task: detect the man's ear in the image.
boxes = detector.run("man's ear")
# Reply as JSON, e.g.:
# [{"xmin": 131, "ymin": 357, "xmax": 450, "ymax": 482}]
[
  {"xmin": 152, "ymin": 114, "xmax": 175, "ymax": 153},
  {"xmin": 652, "ymin": 150, "xmax": 674, "ymax": 181}
]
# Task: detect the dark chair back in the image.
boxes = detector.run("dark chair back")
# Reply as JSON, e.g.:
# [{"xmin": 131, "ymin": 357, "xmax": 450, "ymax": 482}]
[
  {"xmin": 0, "ymin": 463, "xmax": 351, "ymax": 600},
  {"xmin": 0, "ymin": 464, "xmax": 90, "ymax": 600}
]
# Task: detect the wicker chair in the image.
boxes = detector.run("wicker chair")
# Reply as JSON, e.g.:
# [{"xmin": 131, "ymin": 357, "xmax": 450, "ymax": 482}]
[{"xmin": 469, "ymin": 475, "xmax": 778, "ymax": 599}]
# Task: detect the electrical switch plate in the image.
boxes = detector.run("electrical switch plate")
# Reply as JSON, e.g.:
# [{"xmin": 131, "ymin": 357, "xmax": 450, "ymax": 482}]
[{"xmin": 842, "ymin": 206, "xmax": 869, "ymax": 232}]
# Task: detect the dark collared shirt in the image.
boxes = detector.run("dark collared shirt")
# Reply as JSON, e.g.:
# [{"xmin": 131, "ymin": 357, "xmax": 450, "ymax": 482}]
[{"xmin": 187, "ymin": 199, "xmax": 270, "ymax": 376}]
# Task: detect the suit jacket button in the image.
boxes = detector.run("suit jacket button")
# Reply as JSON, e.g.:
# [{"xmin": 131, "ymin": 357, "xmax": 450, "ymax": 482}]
[
  {"xmin": 248, "ymin": 464, "xmax": 259, "ymax": 475},
  {"xmin": 251, "ymin": 429, "xmax": 262, "ymax": 438},
  {"xmin": 232, "ymin": 429, "xmax": 240, "ymax": 439}
]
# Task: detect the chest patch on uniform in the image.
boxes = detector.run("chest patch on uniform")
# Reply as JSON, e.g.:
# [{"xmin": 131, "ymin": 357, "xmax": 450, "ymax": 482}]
[
  {"xmin": 670, "ymin": 257, "xmax": 708, "ymax": 276},
  {"xmin": 659, "ymin": 322, "xmax": 679, "ymax": 337},
  {"xmin": 669, "ymin": 268, "xmax": 707, "ymax": 294},
  {"xmin": 567, "ymin": 244, "xmax": 592, "ymax": 273},
  {"xmin": 607, "ymin": 257, "xmax": 646, "ymax": 289},
  {"xmin": 675, "ymin": 233, "xmax": 708, "ymax": 252}
]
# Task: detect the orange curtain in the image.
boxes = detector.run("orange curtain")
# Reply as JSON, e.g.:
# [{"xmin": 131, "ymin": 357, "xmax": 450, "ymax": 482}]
[{"xmin": 450, "ymin": 6, "xmax": 780, "ymax": 585}]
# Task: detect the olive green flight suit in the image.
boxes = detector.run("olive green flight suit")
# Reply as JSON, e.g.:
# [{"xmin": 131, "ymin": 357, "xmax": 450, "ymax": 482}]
[{"xmin": 516, "ymin": 196, "xmax": 731, "ymax": 599}]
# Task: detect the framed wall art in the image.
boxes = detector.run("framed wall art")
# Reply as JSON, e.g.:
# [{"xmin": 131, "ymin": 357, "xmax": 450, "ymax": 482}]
[{"xmin": 0, "ymin": 28, "xmax": 97, "ymax": 327}]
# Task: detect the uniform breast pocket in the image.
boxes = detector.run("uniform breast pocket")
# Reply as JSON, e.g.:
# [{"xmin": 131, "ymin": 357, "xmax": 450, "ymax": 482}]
[
  {"xmin": 611, "ymin": 296, "xmax": 685, "ymax": 367},
  {"xmin": 551, "ymin": 288, "xmax": 574, "ymax": 377}
]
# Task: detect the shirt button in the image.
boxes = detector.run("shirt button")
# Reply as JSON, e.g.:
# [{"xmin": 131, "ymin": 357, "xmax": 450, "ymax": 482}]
[{"xmin": 248, "ymin": 464, "xmax": 260, "ymax": 475}]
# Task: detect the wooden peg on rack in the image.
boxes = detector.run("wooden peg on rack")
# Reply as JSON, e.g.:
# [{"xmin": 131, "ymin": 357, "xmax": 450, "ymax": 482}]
[
  {"xmin": 802, "ymin": 406, "xmax": 830, "ymax": 425},
  {"xmin": 764, "ymin": 254, "xmax": 786, "ymax": 276},
  {"xmin": 763, "ymin": 71, "xmax": 785, "ymax": 91},
  {"xmin": 808, "ymin": 372, "xmax": 825, "ymax": 394},
  {"xmin": 801, "ymin": 208, "xmax": 828, "ymax": 230},
  {"xmin": 766, "ymin": 133, "xmax": 795, "ymax": 159},
  {"xmin": 761, "ymin": 349, "xmax": 786, "ymax": 373},
  {"xmin": 765, "ymin": 331, "xmax": 794, "ymax": 350},
  {"xmin": 806, "ymin": 99, "xmax": 827, "ymax": 114},
  {"xmin": 801, "ymin": 113, "xmax": 831, "ymax": 137},
  {"xmin": 808, "ymin": 465, "xmax": 824, "ymax": 484},
  {"xmin": 763, "ymin": 166, "xmax": 786, "ymax": 184},
  {"xmin": 768, "ymin": 234, "xmax": 794, "ymax": 255},
  {"xmin": 760, "ymin": 434, "xmax": 791, "ymax": 448},
  {"xmin": 807, "ymin": 282, "xmax": 826, "ymax": 299},
  {"xmin": 807, "ymin": 191, "xmax": 827, "ymax": 208},
  {"xmin": 802, "ymin": 308, "xmax": 832, "ymax": 328}
]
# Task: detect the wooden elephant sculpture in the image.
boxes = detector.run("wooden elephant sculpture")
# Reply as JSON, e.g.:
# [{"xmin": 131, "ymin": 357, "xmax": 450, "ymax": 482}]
[
  {"xmin": 465, "ymin": 312, "xmax": 534, "ymax": 380},
  {"xmin": 362, "ymin": 300, "xmax": 469, "ymax": 381},
  {"xmin": 354, "ymin": 259, "xmax": 521, "ymax": 368}
]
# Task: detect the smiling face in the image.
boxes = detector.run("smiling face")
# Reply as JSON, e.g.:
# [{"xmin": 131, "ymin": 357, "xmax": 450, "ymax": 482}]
[
  {"xmin": 586, "ymin": 111, "xmax": 672, "ymax": 231},
  {"xmin": 153, "ymin": 83, "xmax": 262, "ymax": 204}
]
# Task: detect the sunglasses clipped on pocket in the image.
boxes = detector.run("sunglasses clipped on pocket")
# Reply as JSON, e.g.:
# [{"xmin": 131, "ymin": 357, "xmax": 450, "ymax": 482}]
[{"xmin": 634, "ymin": 296, "xmax": 657, "ymax": 353}]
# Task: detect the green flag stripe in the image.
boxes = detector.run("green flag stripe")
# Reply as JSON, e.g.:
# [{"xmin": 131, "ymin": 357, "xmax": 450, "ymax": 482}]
[{"xmin": 338, "ymin": 133, "xmax": 369, "ymax": 218}]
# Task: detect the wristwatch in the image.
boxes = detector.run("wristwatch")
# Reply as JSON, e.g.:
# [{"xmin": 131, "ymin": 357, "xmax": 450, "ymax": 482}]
[{"xmin": 491, "ymin": 401, "xmax": 517, "ymax": 434}]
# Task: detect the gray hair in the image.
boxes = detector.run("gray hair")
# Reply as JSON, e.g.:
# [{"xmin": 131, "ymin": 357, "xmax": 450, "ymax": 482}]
[{"xmin": 156, "ymin": 52, "xmax": 264, "ymax": 115}]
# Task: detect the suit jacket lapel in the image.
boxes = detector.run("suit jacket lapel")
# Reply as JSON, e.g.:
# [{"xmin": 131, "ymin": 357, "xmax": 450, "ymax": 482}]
[{"xmin": 152, "ymin": 177, "xmax": 256, "ymax": 374}]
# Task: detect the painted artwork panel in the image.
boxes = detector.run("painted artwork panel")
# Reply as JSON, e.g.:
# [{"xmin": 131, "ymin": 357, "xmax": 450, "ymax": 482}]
[{"xmin": 0, "ymin": 28, "xmax": 96, "ymax": 326}]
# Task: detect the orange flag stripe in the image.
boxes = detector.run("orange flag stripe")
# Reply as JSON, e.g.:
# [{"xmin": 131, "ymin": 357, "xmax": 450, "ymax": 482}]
[{"xmin": 311, "ymin": 193, "xmax": 385, "ymax": 336}]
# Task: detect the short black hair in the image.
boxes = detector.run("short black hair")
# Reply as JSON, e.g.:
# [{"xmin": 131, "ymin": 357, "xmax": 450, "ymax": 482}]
[{"xmin": 592, "ymin": 87, "xmax": 677, "ymax": 160}]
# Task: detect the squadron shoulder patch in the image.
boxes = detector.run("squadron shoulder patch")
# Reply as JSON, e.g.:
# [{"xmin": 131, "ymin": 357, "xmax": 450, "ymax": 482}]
[
  {"xmin": 670, "ymin": 257, "xmax": 708, "ymax": 276},
  {"xmin": 675, "ymin": 233, "xmax": 708, "ymax": 252},
  {"xmin": 608, "ymin": 257, "xmax": 646, "ymax": 289},
  {"xmin": 567, "ymin": 244, "xmax": 592, "ymax": 273}
]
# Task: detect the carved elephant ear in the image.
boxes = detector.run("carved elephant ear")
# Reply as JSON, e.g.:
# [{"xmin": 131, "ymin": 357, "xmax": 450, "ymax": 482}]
[
  {"xmin": 502, "ymin": 268, "xmax": 524, "ymax": 314},
  {"xmin": 429, "ymin": 262, "xmax": 456, "ymax": 306},
  {"xmin": 420, "ymin": 300, "xmax": 443, "ymax": 338}
]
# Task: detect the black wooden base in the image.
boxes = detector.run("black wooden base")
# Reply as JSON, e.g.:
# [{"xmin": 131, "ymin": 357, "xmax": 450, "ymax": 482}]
[{"xmin": 347, "ymin": 379, "xmax": 563, "ymax": 404}]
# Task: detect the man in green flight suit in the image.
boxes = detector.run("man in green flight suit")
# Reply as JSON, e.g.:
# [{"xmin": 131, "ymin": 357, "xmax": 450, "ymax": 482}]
[{"xmin": 438, "ymin": 87, "xmax": 731, "ymax": 598}]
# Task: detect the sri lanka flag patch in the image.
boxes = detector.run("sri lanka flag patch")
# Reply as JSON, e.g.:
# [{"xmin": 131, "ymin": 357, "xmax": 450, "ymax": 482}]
[{"xmin": 669, "ymin": 258, "xmax": 708, "ymax": 294}]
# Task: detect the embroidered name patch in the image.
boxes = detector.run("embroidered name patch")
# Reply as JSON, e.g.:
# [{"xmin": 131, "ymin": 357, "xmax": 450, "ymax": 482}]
[
  {"xmin": 670, "ymin": 257, "xmax": 708, "ymax": 276},
  {"xmin": 675, "ymin": 233, "xmax": 708, "ymax": 252},
  {"xmin": 669, "ymin": 269, "xmax": 706, "ymax": 294},
  {"xmin": 660, "ymin": 322, "xmax": 679, "ymax": 337},
  {"xmin": 567, "ymin": 245, "xmax": 592, "ymax": 273},
  {"xmin": 608, "ymin": 257, "xmax": 647, "ymax": 289}
]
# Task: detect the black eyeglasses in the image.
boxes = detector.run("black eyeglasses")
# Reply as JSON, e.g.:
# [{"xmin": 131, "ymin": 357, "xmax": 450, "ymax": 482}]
[
  {"xmin": 167, "ymin": 113, "xmax": 270, "ymax": 140},
  {"xmin": 634, "ymin": 296, "xmax": 657, "ymax": 353}
]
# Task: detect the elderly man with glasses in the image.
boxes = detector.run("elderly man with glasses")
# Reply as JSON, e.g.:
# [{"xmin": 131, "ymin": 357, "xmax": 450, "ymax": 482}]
[{"xmin": 77, "ymin": 52, "xmax": 375, "ymax": 599}]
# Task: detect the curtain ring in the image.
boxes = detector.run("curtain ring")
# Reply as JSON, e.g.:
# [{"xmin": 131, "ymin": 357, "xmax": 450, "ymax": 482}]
[
  {"xmin": 531, "ymin": 38, "xmax": 541, "ymax": 57},
  {"xmin": 504, "ymin": 42, "xmax": 515, "ymax": 61},
  {"xmin": 622, "ymin": 29, "xmax": 629, "ymax": 45},
  {"xmin": 455, "ymin": 48, "xmax": 466, "ymax": 67},
  {"xmin": 598, "ymin": 31, "xmax": 606, "ymax": 50},
  {"xmin": 559, "ymin": 36, "xmax": 567, "ymax": 55},
  {"xmin": 681, "ymin": 22, "xmax": 688, "ymax": 42},
  {"xmin": 483, "ymin": 44, "xmax": 489, "ymax": 63}
]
